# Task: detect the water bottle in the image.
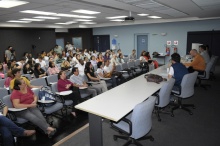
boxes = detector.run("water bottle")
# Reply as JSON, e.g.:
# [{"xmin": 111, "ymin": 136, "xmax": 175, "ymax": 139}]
[{"xmin": 42, "ymin": 96, "xmax": 45, "ymax": 101}]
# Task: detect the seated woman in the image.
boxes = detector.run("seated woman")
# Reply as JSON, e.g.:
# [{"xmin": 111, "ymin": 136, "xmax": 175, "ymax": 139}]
[
  {"xmin": 47, "ymin": 61, "xmax": 60, "ymax": 75},
  {"xmin": 118, "ymin": 53, "xmax": 125, "ymax": 64},
  {"xmin": 23, "ymin": 63, "xmax": 34, "ymax": 75},
  {"xmin": 61, "ymin": 60, "xmax": 71, "ymax": 71},
  {"xmin": 144, "ymin": 52, "xmax": 159, "ymax": 68},
  {"xmin": 0, "ymin": 99, "xmax": 35, "ymax": 146},
  {"xmin": 11, "ymin": 79, "xmax": 56, "ymax": 138},
  {"xmin": 97, "ymin": 61, "xmax": 117, "ymax": 87},
  {"xmin": 34, "ymin": 63, "xmax": 46, "ymax": 78},
  {"xmin": 57, "ymin": 71, "xmax": 81, "ymax": 117},
  {"xmin": 84, "ymin": 62, "xmax": 108, "ymax": 93},
  {"xmin": 103, "ymin": 52, "xmax": 110, "ymax": 61},
  {"xmin": 96, "ymin": 53, "xmax": 104, "ymax": 63},
  {"xmin": 90, "ymin": 55, "xmax": 97, "ymax": 67},
  {"xmin": 4, "ymin": 70, "xmax": 14, "ymax": 88}
]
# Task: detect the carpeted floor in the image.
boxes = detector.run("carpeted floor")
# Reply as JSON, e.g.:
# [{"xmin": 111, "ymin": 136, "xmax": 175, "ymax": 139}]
[{"xmin": 57, "ymin": 66, "xmax": 220, "ymax": 146}]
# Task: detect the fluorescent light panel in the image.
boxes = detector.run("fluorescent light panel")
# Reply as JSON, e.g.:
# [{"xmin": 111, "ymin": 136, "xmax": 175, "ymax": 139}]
[
  {"xmin": 20, "ymin": 10, "xmax": 56, "ymax": 15},
  {"xmin": 81, "ymin": 22, "xmax": 97, "ymax": 24},
  {"xmin": 55, "ymin": 21, "xmax": 77, "ymax": 25},
  {"xmin": 75, "ymin": 19, "xmax": 92, "ymax": 22},
  {"xmin": 148, "ymin": 16, "xmax": 161, "ymax": 19},
  {"xmin": 54, "ymin": 13, "xmax": 96, "ymax": 19},
  {"xmin": 7, "ymin": 20, "xmax": 31, "ymax": 23},
  {"xmin": 72, "ymin": 9, "xmax": 100, "ymax": 14},
  {"xmin": 0, "ymin": 0, "xmax": 29, "ymax": 8},
  {"xmin": 106, "ymin": 16, "xmax": 127, "ymax": 19},
  {"xmin": 110, "ymin": 19, "xmax": 124, "ymax": 22},
  {"xmin": 20, "ymin": 18, "xmax": 44, "ymax": 21},
  {"xmin": 137, "ymin": 13, "xmax": 149, "ymax": 16},
  {"xmin": 34, "ymin": 16, "xmax": 60, "ymax": 19}
]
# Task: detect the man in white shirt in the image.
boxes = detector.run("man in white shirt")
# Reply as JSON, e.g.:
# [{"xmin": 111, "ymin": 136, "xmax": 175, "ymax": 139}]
[
  {"xmin": 54, "ymin": 45, "xmax": 63, "ymax": 54},
  {"xmin": 35, "ymin": 56, "xmax": 47, "ymax": 70},
  {"xmin": 65, "ymin": 42, "xmax": 74, "ymax": 51},
  {"xmin": 199, "ymin": 45, "xmax": 210, "ymax": 64},
  {"xmin": 16, "ymin": 57, "xmax": 26, "ymax": 69},
  {"xmin": 75, "ymin": 59, "xmax": 85, "ymax": 76},
  {"xmin": 110, "ymin": 54, "xmax": 120, "ymax": 66},
  {"xmin": 70, "ymin": 67, "xmax": 98, "ymax": 96}
]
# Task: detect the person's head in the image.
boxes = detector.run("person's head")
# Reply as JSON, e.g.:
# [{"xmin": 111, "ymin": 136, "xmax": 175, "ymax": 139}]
[
  {"xmin": 12, "ymin": 68, "xmax": 21, "ymax": 78},
  {"xmin": 105, "ymin": 52, "xmax": 109, "ymax": 57},
  {"xmin": 49, "ymin": 57, "xmax": 54, "ymax": 62},
  {"xmin": 72, "ymin": 67, "xmax": 79, "ymax": 76},
  {"xmin": 91, "ymin": 55, "xmax": 95, "ymax": 61},
  {"xmin": 132, "ymin": 49, "xmax": 136, "ymax": 54},
  {"xmin": 141, "ymin": 50, "xmax": 146, "ymax": 56},
  {"xmin": 190, "ymin": 49, "xmax": 198, "ymax": 57},
  {"xmin": 85, "ymin": 62, "xmax": 92, "ymax": 69},
  {"xmin": 11, "ymin": 59, "xmax": 16, "ymax": 66},
  {"xmin": 199, "ymin": 45, "xmax": 206, "ymax": 53},
  {"xmin": 49, "ymin": 61, "xmax": 55, "ymax": 68},
  {"xmin": 7, "ymin": 70, "xmax": 13, "ymax": 78},
  {"xmin": 58, "ymin": 71, "xmax": 66, "ymax": 80},
  {"xmin": 38, "ymin": 56, "xmax": 43, "ymax": 62},
  {"xmin": 14, "ymin": 78, "xmax": 26, "ymax": 90},
  {"xmin": 24, "ymin": 52, "xmax": 28, "ymax": 57},
  {"xmin": 97, "ymin": 62, "xmax": 103, "ymax": 69},
  {"xmin": 67, "ymin": 56, "xmax": 72, "ymax": 62},
  {"xmin": 55, "ymin": 45, "xmax": 58, "ymax": 48},
  {"xmin": 34, "ymin": 63, "xmax": 41, "ymax": 70},
  {"xmin": 8, "ymin": 46, "xmax": 12, "ymax": 50},
  {"xmin": 98, "ymin": 53, "xmax": 102, "ymax": 58},
  {"xmin": 113, "ymin": 54, "xmax": 117, "ymax": 59},
  {"xmin": 79, "ymin": 59, "xmax": 84, "ymax": 66},
  {"xmin": 20, "ymin": 57, "xmax": 26, "ymax": 63},
  {"xmin": 0, "ymin": 64, "xmax": 3, "ymax": 70},
  {"xmin": 23, "ymin": 63, "xmax": 30, "ymax": 69},
  {"xmin": 84, "ymin": 57, "xmax": 89, "ymax": 62},
  {"xmin": 76, "ymin": 54, "xmax": 80, "ymax": 60},
  {"xmin": 119, "ymin": 53, "xmax": 123, "ymax": 59},
  {"xmin": 171, "ymin": 53, "xmax": 181, "ymax": 63},
  {"xmin": 104, "ymin": 60, "xmax": 110, "ymax": 67}
]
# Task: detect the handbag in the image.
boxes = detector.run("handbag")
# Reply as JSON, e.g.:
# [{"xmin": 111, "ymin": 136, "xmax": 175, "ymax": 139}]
[
  {"xmin": 144, "ymin": 74, "xmax": 166, "ymax": 84},
  {"xmin": 38, "ymin": 86, "xmax": 57, "ymax": 106}
]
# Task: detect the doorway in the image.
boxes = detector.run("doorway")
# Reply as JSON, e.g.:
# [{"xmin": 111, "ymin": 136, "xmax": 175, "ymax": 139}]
[
  {"xmin": 93, "ymin": 35, "xmax": 110, "ymax": 52},
  {"xmin": 72, "ymin": 37, "xmax": 82, "ymax": 50},
  {"xmin": 56, "ymin": 38, "xmax": 64, "ymax": 49},
  {"xmin": 135, "ymin": 34, "xmax": 148, "ymax": 58}
]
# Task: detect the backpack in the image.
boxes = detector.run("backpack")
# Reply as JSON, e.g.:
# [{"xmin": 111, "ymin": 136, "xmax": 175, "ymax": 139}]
[
  {"xmin": 145, "ymin": 74, "xmax": 166, "ymax": 84},
  {"xmin": 38, "ymin": 86, "xmax": 56, "ymax": 106}
]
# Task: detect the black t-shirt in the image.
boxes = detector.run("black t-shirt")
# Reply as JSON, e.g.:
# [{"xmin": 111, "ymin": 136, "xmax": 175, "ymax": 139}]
[{"xmin": 85, "ymin": 68, "xmax": 96, "ymax": 81}]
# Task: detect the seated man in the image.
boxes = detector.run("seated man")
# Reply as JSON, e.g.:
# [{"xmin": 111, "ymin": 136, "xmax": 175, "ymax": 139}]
[
  {"xmin": 70, "ymin": 67, "xmax": 98, "ymax": 96},
  {"xmin": 0, "ymin": 99, "xmax": 35, "ymax": 146},
  {"xmin": 168, "ymin": 53, "xmax": 188, "ymax": 91},
  {"xmin": 184, "ymin": 49, "xmax": 206, "ymax": 74}
]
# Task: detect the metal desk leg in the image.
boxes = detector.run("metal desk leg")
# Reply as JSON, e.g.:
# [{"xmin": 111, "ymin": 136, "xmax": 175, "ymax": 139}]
[{"xmin": 89, "ymin": 113, "xmax": 103, "ymax": 146}]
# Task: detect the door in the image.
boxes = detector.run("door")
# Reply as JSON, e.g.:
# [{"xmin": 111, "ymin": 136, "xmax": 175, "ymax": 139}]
[
  {"xmin": 93, "ymin": 35, "xmax": 110, "ymax": 52},
  {"xmin": 56, "ymin": 38, "xmax": 64, "ymax": 49},
  {"xmin": 72, "ymin": 37, "xmax": 82, "ymax": 50},
  {"xmin": 137, "ymin": 35, "xmax": 148, "ymax": 58}
]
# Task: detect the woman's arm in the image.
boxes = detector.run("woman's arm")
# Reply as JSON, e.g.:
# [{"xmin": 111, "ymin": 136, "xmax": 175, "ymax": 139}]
[
  {"xmin": 86, "ymin": 73, "xmax": 100, "ymax": 81},
  {"xmin": 12, "ymin": 99, "xmax": 36, "ymax": 108},
  {"xmin": 3, "ymin": 106, "xmax": 8, "ymax": 116}
]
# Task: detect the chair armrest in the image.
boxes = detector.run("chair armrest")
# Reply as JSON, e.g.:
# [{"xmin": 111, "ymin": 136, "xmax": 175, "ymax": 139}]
[{"xmin": 111, "ymin": 117, "xmax": 132, "ymax": 135}]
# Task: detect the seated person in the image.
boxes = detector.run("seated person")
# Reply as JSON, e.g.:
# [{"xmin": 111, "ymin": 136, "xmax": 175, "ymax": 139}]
[
  {"xmin": 97, "ymin": 61, "xmax": 117, "ymax": 87},
  {"xmin": 0, "ymin": 99, "xmax": 35, "ymax": 146},
  {"xmin": 168, "ymin": 53, "xmax": 188, "ymax": 91},
  {"xmin": 47, "ymin": 61, "xmax": 60, "ymax": 75},
  {"xmin": 143, "ymin": 52, "xmax": 158, "ymax": 68},
  {"xmin": 23, "ymin": 63, "xmax": 34, "ymax": 75},
  {"xmin": 184, "ymin": 49, "xmax": 206, "ymax": 74},
  {"xmin": 70, "ymin": 67, "xmax": 98, "ymax": 96},
  {"xmin": 34, "ymin": 63, "xmax": 46, "ymax": 78},
  {"xmin": 57, "ymin": 71, "xmax": 81, "ymax": 117},
  {"xmin": 118, "ymin": 53, "xmax": 125, "ymax": 64},
  {"xmin": 129, "ymin": 49, "xmax": 136, "ymax": 61},
  {"xmin": 60, "ymin": 60, "xmax": 71, "ymax": 71},
  {"xmin": 56, "ymin": 54, "xmax": 65, "ymax": 64},
  {"xmin": 90, "ymin": 55, "xmax": 97, "ymax": 67},
  {"xmin": 199, "ymin": 45, "xmax": 210, "ymax": 64},
  {"xmin": 84, "ymin": 62, "xmax": 108, "ymax": 93},
  {"xmin": 75, "ymin": 59, "xmax": 85, "ymax": 76},
  {"xmin": 10, "ymin": 68, "xmax": 41, "ymax": 90},
  {"xmin": 11, "ymin": 79, "xmax": 56, "ymax": 138},
  {"xmin": 4, "ymin": 70, "xmax": 13, "ymax": 88}
]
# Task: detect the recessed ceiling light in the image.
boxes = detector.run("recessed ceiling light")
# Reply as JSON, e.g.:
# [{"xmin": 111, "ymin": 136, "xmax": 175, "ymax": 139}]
[
  {"xmin": 137, "ymin": 13, "xmax": 149, "ymax": 16},
  {"xmin": 7, "ymin": 20, "xmax": 31, "ymax": 23},
  {"xmin": 81, "ymin": 22, "xmax": 97, "ymax": 25},
  {"xmin": 148, "ymin": 16, "xmax": 161, "ymax": 19},
  {"xmin": 34, "ymin": 16, "xmax": 60, "ymax": 19},
  {"xmin": 55, "ymin": 21, "xmax": 77, "ymax": 25},
  {"xmin": 20, "ymin": 10, "xmax": 56, "ymax": 15},
  {"xmin": 0, "ymin": 0, "xmax": 29, "ymax": 8},
  {"xmin": 106, "ymin": 16, "xmax": 127, "ymax": 19},
  {"xmin": 54, "ymin": 13, "xmax": 96, "ymax": 19},
  {"xmin": 55, "ymin": 23, "xmax": 70, "ymax": 25},
  {"xmin": 75, "ymin": 19, "xmax": 92, "ymax": 22},
  {"xmin": 72, "ymin": 9, "xmax": 100, "ymax": 15},
  {"xmin": 110, "ymin": 19, "xmax": 124, "ymax": 22},
  {"xmin": 20, "ymin": 18, "xmax": 44, "ymax": 21}
]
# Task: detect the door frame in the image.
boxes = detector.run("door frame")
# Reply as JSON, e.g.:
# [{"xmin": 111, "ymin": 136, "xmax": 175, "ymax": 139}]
[
  {"xmin": 72, "ymin": 37, "xmax": 83, "ymax": 50},
  {"xmin": 134, "ymin": 33, "xmax": 149, "ymax": 58}
]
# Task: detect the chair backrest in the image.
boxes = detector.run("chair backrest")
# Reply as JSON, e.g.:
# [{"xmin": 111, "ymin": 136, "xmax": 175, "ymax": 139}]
[
  {"xmin": 157, "ymin": 78, "xmax": 175, "ymax": 107},
  {"xmin": 127, "ymin": 61, "xmax": 135, "ymax": 68},
  {"xmin": 51, "ymin": 82, "xmax": 58, "ymax": 93},
  {"xmin": 130, "ymin": 96, "xmax": 156, "ymax": 139},
  {"xmin": 179, "ymin": 71, "xmax": 198, "ymax": 98},
  {"xmin": 30, "ymin": 78, "xmax": 47, "ymax": 86},
  {"xmin": 115, "ymin": 64, "xmax": 122, "ymax": 72},
  {"xmin": 203, "ymin": 59, "xmax": 214, "ymax": 79},
  {"xmin": 3, "ymin": 95, "xmax": 13, "ymax": 108},
  {"xmin": 32, "ymin": 88, "xmax": 40, "ymax": 96},
  {"xmin": 0, "ymin": 79, "xmax": 5, "ymax": 88},
  {"xmin": 134, "ymin": 59, "xmax": 140, "ymax": 67},
  {"xmin": 22, "ymin": 74, "xmax": 32, "ymax": 80},
  {"xmin": 121, "ymin": 62, "xmax": 129, "ymax": 70},
  {"xmin": 46, "ymin": 74, "xmax": 58, "ymax": 84},
  {"xmin": 0, "ymin": 88, "xmax": 8, "ymax": 100}
]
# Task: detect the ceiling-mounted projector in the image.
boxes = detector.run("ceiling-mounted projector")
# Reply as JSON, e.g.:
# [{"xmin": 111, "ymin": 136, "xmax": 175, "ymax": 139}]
[{"xmin": 124, "ymin": 16, "xmax": 135, "ymax": 21}]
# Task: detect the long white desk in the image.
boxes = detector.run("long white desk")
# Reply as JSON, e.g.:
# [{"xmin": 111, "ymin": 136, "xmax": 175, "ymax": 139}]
[{"xmin": 75, "ymin": 65, "xmax": 168, "ymax": 146}]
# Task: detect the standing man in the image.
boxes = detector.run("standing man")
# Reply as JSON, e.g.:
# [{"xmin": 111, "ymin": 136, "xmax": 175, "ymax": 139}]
[
  {"xmin": 5, "ymin": 46, "xmax": 13, "ymax": 63},
  {"xmin": 70, "ymin": 67, "xmax": 98, "ymax": 96},
  {"xmin": 54, "ymin": 45, "xmax": 63, "ymax": 55}
]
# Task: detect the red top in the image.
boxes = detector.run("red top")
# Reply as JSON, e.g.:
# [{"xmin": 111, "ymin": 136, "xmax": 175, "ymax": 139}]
[
  {"xmin": 57, "ymin": 79, "xmax": 73, "ymax": 92},
  {"xmin": 11, "ymin": 87, "xmax": 34, "ymax": 106}
]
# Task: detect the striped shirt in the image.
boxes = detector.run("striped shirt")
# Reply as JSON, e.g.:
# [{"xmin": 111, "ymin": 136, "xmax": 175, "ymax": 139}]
[
  {"xmin": 70, "ymin": 74, "xmax": 84, "ymax": 85},
  {"xmin": 0, "ymin": 99, "xmax": 6, "ymax": 113}
]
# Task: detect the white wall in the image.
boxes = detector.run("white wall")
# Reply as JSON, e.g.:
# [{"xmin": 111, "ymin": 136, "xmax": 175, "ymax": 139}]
[{"xmin": 93, "ymin": 18, "xmax": 220, "ymax": 61}]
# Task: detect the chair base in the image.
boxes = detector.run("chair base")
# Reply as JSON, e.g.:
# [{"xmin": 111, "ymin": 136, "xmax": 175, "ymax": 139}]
[
  {"xmin": 171, "ymin": 98, "xmax": 195, "ymax": 117},
  {"xmin": 113, "ymin": 134, "xmax": 154, "ymax": 146},
  {"xmin": 155, "ymin": 106, "xmax": 171, "ymax": 122}
]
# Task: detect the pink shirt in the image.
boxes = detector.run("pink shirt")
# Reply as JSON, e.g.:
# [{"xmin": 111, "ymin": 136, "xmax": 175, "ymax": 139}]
[
  {"xmin": 47, "ymin": 67, "xmax": 60, "ymax": 75},
  {"xmin": 4, "ymin": 77, "xmax": 12, "ymax": 87},
  {"xmin": 11, "ymin": 87, "xmax": 34, "ymax": 107}
]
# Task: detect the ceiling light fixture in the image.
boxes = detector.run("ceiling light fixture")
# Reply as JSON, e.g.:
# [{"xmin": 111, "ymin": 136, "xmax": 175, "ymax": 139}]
[
  {"xmin": 34, "ymin": 16, "xmax": 60, "ymax": 19},
  {"xmin": 0, "ymin": 0, "xmax": 29, "ymax": 8},
  {"xmin": 75, "ymin": 19, "xmax": 92, "ymax": 22},
  {"xmin": 7, "ymin": 20, "xmax": 31, "ymax": 23},
  {"xmin": 110, "ymin": 19, "xmax": 124, "ymax": 22},
  {"xmin": 137, "ymin": 13, "xmax": 149, "ymax": 16},
  {"xmin": 148, "ymin": 16, "xmax": 161, "ymax": 19},
  {"xmin": 20, "ymin": 18, "xmax": 44, "ymax": 21},
  {"xmin": 106, "ymin": 16, "xmax": 127, "ymax": 19},
  {"xmin": 72, "ymin": 9, "xmax": 100, "ymax": 15},
  {"xmin": 81, "ymin": 22, "xmax": 97, "ymax": 25},
  {"xmin": 20, "ymin": 10, "xmax": 56, "ymax": 15}
]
